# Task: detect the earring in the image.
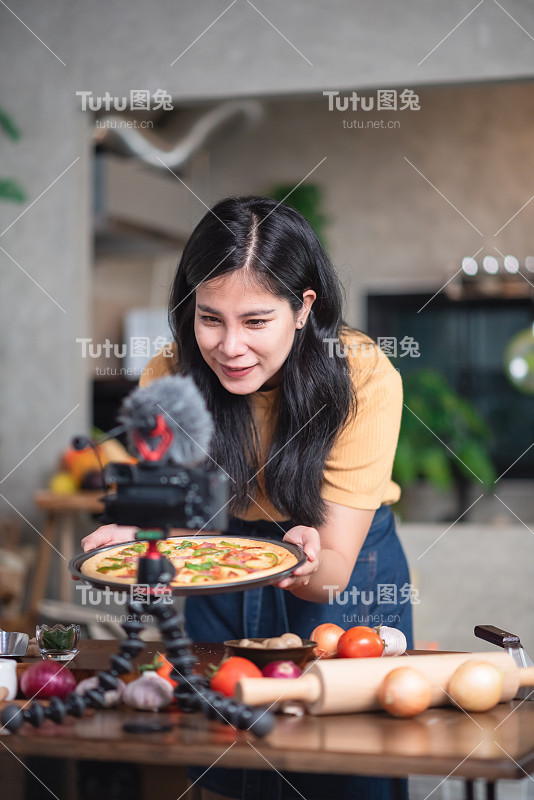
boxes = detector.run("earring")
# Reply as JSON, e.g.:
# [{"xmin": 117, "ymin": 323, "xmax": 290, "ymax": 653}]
[{"xmin": 297, "ymin": 320, "xmax": 304, "ymax": 328}]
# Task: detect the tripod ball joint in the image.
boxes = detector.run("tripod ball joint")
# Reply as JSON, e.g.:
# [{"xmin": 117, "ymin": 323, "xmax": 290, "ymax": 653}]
[
  {"xmin": 66, "ymin": 693, "xmax": 86, "ymax": 717},
  {"xmin": 1, "ymin": 704, "xmax": 25, "ymax": 732},
  {"xmin": 245, "ymin": 706, "xmax": 275, "ymax": 737},
  {"xmin": 174, "ymin": 683, "xmax": 275, "ymax": 736},
  {"xmin": 47, "ymin": 697, "xmax": 66, "ymax": 723},
  {"xmin": 0, "ymin": 693, "xmax": 86, "ymax": 733},
  {"xmin": 0, "ymin": 597, "xmax": 275, "ymax": 739},
  {"xmin": 150, "ymin": 604, "xmax": 177, "ymax": 622},
  {"xmin": 121, "ymin": 619, "xmax": 144, "ymax": 636},
  {"xmin": 120, "ymin": 638, "xmax": 145, "ymax": 658},
  {"xmin": 85, "ymin": 688, "xmax": 107, "ymax": 709},
  {"xmin": 110, "ymin": 653, "xmax": 134, "ymax": 674}
]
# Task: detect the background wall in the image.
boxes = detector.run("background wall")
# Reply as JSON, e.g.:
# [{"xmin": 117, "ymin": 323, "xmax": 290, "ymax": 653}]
[
  {"xmin": 200, "ymin": 83, "xmax": 534, "ymax": 323},
  {"xmin": 1, "ymin": 2, "xmax": 534, "ymax": 658},
  {"xmin": 402, "ymin": 520, "xmax": 534, "ymax": 657},
  {"xmin": 2, "ymin": 0, "xmax": 534, "ymax": 518}
]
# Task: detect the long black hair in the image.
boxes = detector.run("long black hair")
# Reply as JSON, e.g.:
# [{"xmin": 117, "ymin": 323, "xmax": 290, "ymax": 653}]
[{"xmin": 168, "ymin": 196, "xmax": 355, "ymax": 527}]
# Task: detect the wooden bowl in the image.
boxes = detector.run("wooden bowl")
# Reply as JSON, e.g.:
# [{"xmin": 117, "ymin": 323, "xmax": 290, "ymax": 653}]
[{"xmin": 223, "ymin": 638, "xmax": 317, "ymax": 669}]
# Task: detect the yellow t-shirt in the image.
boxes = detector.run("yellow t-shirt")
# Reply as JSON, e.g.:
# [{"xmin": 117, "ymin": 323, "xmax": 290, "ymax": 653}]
[{"xmin": 139, "ymin": 329, "xmax": 402, "ymax": 522}]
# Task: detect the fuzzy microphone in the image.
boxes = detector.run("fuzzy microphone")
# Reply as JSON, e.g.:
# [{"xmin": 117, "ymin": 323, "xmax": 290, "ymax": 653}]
[{"xmin": 118, "ymin": 375, "xmax": 213, "ymax": 466}]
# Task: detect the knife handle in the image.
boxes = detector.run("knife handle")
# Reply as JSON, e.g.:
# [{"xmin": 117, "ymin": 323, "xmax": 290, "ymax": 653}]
[{"xmin": 474, "ymin": 625, "xmax": 521, "ymax": 648}]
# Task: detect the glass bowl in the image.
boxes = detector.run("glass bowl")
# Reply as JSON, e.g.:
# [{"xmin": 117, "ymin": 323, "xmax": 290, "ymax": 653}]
[{"xmin": 36, "ymin": 623, "xmax": 80, "ymax": 661}]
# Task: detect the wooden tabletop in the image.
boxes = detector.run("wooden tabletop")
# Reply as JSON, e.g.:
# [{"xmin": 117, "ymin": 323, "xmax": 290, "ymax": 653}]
[
  {"xmin": 33, "ymin": 490, "xmax": 105, "ymax": 513},
  {"xmin": 3, "ymin": 640, "xmax": 534, "ymax": 781}
]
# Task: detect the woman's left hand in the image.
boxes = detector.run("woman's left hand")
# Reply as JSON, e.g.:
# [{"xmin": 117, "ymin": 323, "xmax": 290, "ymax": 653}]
[{"xmin": 276, "ymin": 526, "xmax": 321, "ymax": 590}]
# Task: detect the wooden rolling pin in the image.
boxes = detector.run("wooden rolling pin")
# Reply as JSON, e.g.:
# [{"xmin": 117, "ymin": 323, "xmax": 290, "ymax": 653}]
[{"xmin": 235, "ymin": 651, "xmax": 534, "ymax": 715}]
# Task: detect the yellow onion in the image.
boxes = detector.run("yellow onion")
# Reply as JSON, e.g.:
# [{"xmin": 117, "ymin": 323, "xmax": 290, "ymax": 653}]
[
  {"xmin": 447, "ymin": 661, "xmax": 503, "ymax": 712},
  {"xmin": 378, "ymin": 667, "xmax": 432, "ymax": 718},
  {"xmin": 309, "ymin": 623, "xmax": 344, "ymax": 658}
]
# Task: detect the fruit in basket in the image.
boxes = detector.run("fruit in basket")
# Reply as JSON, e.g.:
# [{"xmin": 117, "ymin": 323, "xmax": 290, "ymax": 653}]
[
  {"xmin": 80, "ymin": 470, "xmax": 105, "ymax": 490},
  {"xmin": 49, "ymin": 471, "xmax": 78, "ymax": 495},
  {"xmin": 447, "ymin": 661, "xmax": 503, "ymax": 712},
  {"xmin": 60, "ymin": 437, "xmax": 136, "ymax": 487},
  {"xmin": 378, "ymin": 667, "xmax": 432, "ymax": 718},
  {"xmin": 337, "ymin": 626, "xmax": 384, "ymax": 659},
  {"xmin": 61, "ymin": 445, "xmax": 105, "ymax": 484}
]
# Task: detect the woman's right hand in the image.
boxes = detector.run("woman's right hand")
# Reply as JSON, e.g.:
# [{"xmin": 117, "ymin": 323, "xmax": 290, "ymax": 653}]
[{"xmin": 81, "ymin": 525, "xmax": 139, "ymax": 552}]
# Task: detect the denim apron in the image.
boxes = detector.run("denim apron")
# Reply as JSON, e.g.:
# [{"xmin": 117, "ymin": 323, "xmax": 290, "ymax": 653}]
[{"xmin": 186, "ymin": 505, "xmax": 413, "ymax": 800}]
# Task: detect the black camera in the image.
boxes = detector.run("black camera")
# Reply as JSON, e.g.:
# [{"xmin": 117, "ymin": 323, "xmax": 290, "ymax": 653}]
[{"xmin": 101, "ymin": 461, "xmax": 229, "ymax": 533}]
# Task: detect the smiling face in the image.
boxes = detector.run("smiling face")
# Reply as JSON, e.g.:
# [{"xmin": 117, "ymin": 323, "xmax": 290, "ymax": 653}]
[{"xmin": 194, "ymin": 270, "xmax": 315, "ymax": 395}]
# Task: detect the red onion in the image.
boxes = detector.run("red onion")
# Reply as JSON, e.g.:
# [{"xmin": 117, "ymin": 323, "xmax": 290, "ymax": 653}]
[
  {"xmin": 20, "ymin": 661, "xmax": 76, "ymax": 700},
  {"xmin": 261, "ymin": 661, "xmax": 303, "ymax": 679}
]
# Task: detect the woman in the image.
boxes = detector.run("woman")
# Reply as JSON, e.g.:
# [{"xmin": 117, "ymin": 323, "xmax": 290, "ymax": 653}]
[{"xmin": 83, "ymin": 196, "xmax": 413, "ymax": 800}]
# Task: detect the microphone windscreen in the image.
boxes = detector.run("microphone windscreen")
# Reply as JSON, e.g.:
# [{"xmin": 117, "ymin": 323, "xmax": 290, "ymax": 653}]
[{"xmin": 119, "ymin": 375, "xmax": 213, "ymax": 466}]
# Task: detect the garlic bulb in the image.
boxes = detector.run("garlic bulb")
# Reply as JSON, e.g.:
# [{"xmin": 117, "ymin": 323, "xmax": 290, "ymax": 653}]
[
  {"xmin": 75, "ymin": 676, "xmax": 125, "ymax": 708},
  {"xmin": 379, "ymin": 626, "xmax": 407, "ymax": 657},
  {"xmin": 123, "ymin": 673, "xmax": 173, "ymax": 711}
]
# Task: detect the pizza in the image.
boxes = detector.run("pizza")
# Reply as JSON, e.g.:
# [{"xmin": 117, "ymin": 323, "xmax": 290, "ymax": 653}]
[{"xmin": 81, "ymin": 536, "xmax": 299, "ymax": 587}]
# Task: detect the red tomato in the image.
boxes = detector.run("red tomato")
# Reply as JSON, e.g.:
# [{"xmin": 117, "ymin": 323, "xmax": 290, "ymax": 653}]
[
  {"xmin": 210, "ymin": 657, "xmax": 263, "ymax": 697},
  {"xmin": 157, "ymin": 655, "xmax": 177, "ymax": 687},
  {"xmin": 336, "ymin": 626, "xmax": 384, "ymax": 658}
]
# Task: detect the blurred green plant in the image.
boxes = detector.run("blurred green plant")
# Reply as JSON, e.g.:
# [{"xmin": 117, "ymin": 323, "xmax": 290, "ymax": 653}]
[
  {"xmin": 269, "ymin": 184, "xmax": 327, "ymax": 247},
  {"xmin": 0, "ymin": 106, "xmax": 26, "ymax": 203},
  {"xmin": 393, "ymin": 369, "xmax": 497, "ymax": 492}
]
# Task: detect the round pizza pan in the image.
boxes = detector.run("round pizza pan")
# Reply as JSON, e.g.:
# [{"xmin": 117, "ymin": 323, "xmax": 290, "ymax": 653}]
[{"xmin": 69, "ymin": 534, "xmax": 306, "ymax": 596}]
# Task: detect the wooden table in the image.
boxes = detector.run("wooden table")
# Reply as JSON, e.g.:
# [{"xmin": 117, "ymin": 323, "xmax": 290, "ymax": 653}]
[{"xmin": 3, "ymin": 640, "xmax": 534, "ymax": 784}]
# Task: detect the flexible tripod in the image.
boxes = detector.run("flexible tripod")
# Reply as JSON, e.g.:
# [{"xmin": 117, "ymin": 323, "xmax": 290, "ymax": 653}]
[{"xmin": 1, "ymin": 595, "xmax": 275, "ymax": 736}]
